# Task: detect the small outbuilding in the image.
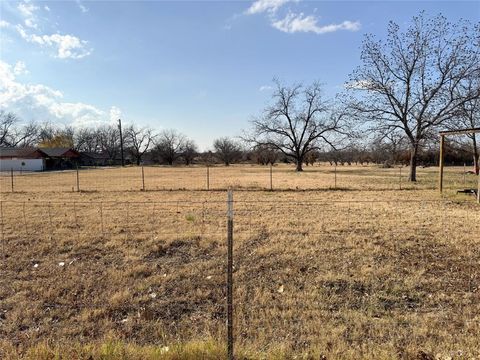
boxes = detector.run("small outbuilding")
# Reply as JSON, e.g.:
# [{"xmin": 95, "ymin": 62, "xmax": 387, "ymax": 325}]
[
  {"xmin": 0, "ymin": 147, "xmax": 48, "ymax": 171},
  {"xmin": 40, "ymin": 147, "xmax": 80, "ymax": 170}
]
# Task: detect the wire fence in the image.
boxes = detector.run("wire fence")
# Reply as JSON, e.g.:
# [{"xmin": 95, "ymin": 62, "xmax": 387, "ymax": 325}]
[
  {"xmin": 0, "ymin": 196, "xmax": 479, "ymax": 356},
  {"xmin": 1, "ymin": 164, "xmax": 479, "ymax": 193}
]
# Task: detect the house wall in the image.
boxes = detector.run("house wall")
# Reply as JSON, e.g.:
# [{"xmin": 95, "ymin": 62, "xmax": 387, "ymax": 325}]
[{"xmin": 0, "ymin": 158, "xmax": 45, "ymax": 172}]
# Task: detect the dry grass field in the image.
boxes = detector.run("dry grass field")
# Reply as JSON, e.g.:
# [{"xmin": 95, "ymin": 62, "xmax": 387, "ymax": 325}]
[
  {"xmin": 1, "ymin": 163, "xmax": 479, "ymax": 193},
  {"xmin": 0, "ymin": 164, "xmax": 479, "ymax": 359}
]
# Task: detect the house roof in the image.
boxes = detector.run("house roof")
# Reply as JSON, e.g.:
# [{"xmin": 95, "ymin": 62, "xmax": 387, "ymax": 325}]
[
  {"xmin": 40, "ymin": 147, "xmax": 80, "ymax": 158},
  {"xmin": 0, "ymin": 147, "xmax": 48, "ymax": 159}
]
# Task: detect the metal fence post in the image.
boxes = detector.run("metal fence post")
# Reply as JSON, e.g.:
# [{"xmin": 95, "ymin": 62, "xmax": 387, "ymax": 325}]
[
  {"xmin": 270, "ymin": 164, "xmax": 273, "ymax": 191},
  {"xmin": 399, "ymin": 167, "xmax": 402, "ymax": 190},
  {"xmin": 334, "ymin": 163, "xmax": 337, "ymax": 189},
  {"xmin": 76, "ymin": 165, "xmax": 80, "ymax": 192},
  {"xmin": 142, "ymin": 166, "xmax": 145, "ymax": 191},
  {"xmin": 10, "ymin": 168, "xmax": 14, "ymax": 193},
  {"xmin": 207, "ymin": 166, "xmax": 210, "ymax": 191},
  {"xmin": 226, "ymin": 189, "xmax": 234, "ymax": 360}
]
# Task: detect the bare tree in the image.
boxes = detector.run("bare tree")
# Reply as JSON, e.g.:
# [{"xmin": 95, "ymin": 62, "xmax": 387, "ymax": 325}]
[
  {"xmin": 245, "ymin": 81, "xmax": 348, "ymax": 171},
  {"xmin": 213, "ymin": 137, "xmax": 242, "ymax": 166},
  {"xmin": 182, "ymin": 139, "xmax": 198, "ymax": 165},
  {"xmin": 348, "ymin": 13, "xmax": 480, "ymax": 181},
  {"xmin": 0, "ymin": 111, "xmax": 38, "ymax": 147},
  {"xmin": 154, "ymin": 129, "xmax": 186, "ymax": 165},
  {"xmin": 124, "ymin": 125, "xmax": 155, "ymax": 165},
  {"xmin": 97, "ymin": 125, "xmax": 121, "ymax": 163},
  {"xmin": 451, "ymin": 72, "xmax": 480, "ymax": 174},
  {"xmin": 75, "ymin": 127, "xmax": 100, "ymax": 153}
]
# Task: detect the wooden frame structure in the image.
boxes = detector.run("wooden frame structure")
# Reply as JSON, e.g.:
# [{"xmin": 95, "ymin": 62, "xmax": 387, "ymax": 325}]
[{"xmin": 438, "ymin": 127, "xmax": 480, "ymax": 203}]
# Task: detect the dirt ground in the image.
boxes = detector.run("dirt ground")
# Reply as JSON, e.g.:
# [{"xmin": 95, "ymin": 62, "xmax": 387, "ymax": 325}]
[{"xmin": 0, "ymin": 164, "xmax": 479, "ymax": 359}]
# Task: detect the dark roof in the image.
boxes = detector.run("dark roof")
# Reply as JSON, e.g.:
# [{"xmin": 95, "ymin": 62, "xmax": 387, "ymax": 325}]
[
  {"xmin": 0, "ymin": 147, "xmax": 48, "ymax": 158},
  {"xmin": 40, "ymin": 147, "xmax": 80, "ymax": 158}
]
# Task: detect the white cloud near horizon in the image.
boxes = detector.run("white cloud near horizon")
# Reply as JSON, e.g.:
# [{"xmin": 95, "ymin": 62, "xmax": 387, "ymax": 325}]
[
  {"xmin": 272, "ymin": 13, "xmax": 361, "ymax": 34},
  {"xmin": 17, "ymin": 25, "xmax": 92, "ymax": 59},
  {"xmin": 0, "ymin": 60, "xmax": 116, "ymax": 128}
]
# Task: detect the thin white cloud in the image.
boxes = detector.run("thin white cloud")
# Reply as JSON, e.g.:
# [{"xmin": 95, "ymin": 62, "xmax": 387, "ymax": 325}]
[
  {"xmin": 17, "ymin": 25, "xmax": 92, "ymax": 59},
  {"xmin": 245, "ymin": 0, "xmax": 295, "ymax": 15},
  {"xmin": 259, "ymin": 85, "xmax": 273, "ymax": 91},
  {"xmin": 272, "ymin": 12, "xmax": 361, "ymax": 34},
  {"xmin": 0, "ymin": 60, "xmax": 113, "ymax": 128},
  {"xmin": 17, "ymin": 1, "xmax": 39, "ymax": 29},
  {"xmin": 13, "ymin": 61, "xmax": 29, "ymax": 76},
  {"xmin": 44, "ymin": 5, "xmax": 50, "ymax": 12},
  {"xmin": 0, "ymin": 20, "xmax": 11, "ymax": 28},
  {"xmin": 76, "ymin": 0, "xmax": 89, "ymax": 13}
]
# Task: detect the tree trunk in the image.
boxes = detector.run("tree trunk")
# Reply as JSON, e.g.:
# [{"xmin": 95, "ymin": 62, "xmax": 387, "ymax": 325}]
[
  {"xmin": 473, "ymin": 135, "xmax": 479, "ymax": 175},
  {"xmin": 296, "ymin": 158, "xmax": 303, "ymax": 171},
  {"xmin": 409, "ymin": 145, "xmax": 418, "ymax": 182}
]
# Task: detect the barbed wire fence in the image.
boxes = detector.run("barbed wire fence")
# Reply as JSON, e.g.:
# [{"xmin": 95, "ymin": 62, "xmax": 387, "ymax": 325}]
[
  {"xmin": 1, "ymin": 164, "xmax": 479, "ymax": 194},
  {"xmin": 0, "ymin": 194, "xmax": 479, "ymax": 357}
]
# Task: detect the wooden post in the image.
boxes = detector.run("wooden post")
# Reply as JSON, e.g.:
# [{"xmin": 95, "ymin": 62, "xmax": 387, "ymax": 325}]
[
  {"xmin": 477, "ymin": 171, "xmax": 480, "ymax": 204},
  {"xmin": 141, "ymin": 166, "xmax": 145, "ymax": 191},
  {"xmin": 439, "ymin": 135, "xmax": 445, "ymax": 193},
  {"xmin": 10, "ymin": 168, "xmax": 14, "ymax": 193},
  {"xmin": 226, "ymin": 189, "xmax": 234, "ymax": 360}
]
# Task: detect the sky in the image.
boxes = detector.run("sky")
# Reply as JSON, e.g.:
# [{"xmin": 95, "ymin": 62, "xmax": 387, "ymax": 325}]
[{"xmin": 0, "ymin": 0, "xmax": 479, "ymax": 150}]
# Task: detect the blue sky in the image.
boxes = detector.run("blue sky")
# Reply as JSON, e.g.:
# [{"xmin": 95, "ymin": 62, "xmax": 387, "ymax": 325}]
[{"xmin": 1, "ymin": 0, "xmax": 479, "ymax": 149}]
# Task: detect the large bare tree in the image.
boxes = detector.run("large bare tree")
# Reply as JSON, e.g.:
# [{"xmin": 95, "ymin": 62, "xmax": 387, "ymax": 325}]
[
  {"xmin": 97, "ymin": 125, "xmax": 121, "ymax": 162},
  {"xmin": 451, "ymin": 72, "xmax": 480, "ymax": 174},
  {"xmin": 0, "ymin": 111, "xmax": 38, "ymax": 147},
  {"xmin": 246, "ymin": 81, "xmax": 348, "ymax": 171},
  {"xmin": 124, "ymin": 125, "xmax": 155, "ymax": 165},
  {"xmin": 154, "ymin": 129, "xmax": 186, "ymax": 165},
  {"xmin": 213, "ymin": 137, "xmax": 242, "ymax": 166},
  {"xmin": 348, "ymin": 13, "xmax": 480, "ymax": 181}
]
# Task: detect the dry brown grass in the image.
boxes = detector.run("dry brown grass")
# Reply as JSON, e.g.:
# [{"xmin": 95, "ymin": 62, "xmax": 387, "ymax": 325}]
[
  {"xmin": 1, "ymin": 163, "xmax": 478, "ymax": 193},
  {"xmin": 0, "ymin": 165, "xmax": 479, "ymax": 359}
]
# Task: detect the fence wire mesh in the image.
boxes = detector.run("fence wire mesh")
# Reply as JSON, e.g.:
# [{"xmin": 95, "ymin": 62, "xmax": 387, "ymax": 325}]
[{"xmin": 0, "ymin": 197, "xmax": 479, "ymax": 356}]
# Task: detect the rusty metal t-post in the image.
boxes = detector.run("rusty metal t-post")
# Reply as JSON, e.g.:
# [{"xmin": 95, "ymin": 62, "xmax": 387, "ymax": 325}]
[
  {"xmin": 439, "ymin": 135, "xmax": 445, "ymax": 193},
  {"xmin": 141, "ymin": 166, "xmax": 145, "ymax": 191},
  {"xmin": 76, "ymin": 164, "xmax": 80, "ymax": 192},
  {"xmin": 226, "ymin": 189, "xmax": 234, "ymax": 360},
  {"xmin": 270, "ymin": 164, "xmax": 273, "ymax": 191},
  {"xmin": 10, "ymin": 168, "xmax": 14, "ymax": 193}
]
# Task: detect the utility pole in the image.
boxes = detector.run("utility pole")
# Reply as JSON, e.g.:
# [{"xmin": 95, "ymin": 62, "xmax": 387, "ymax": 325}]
[{"xmin": 118, "ymin": 119, "xmax": 125, "ymax": 167}]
